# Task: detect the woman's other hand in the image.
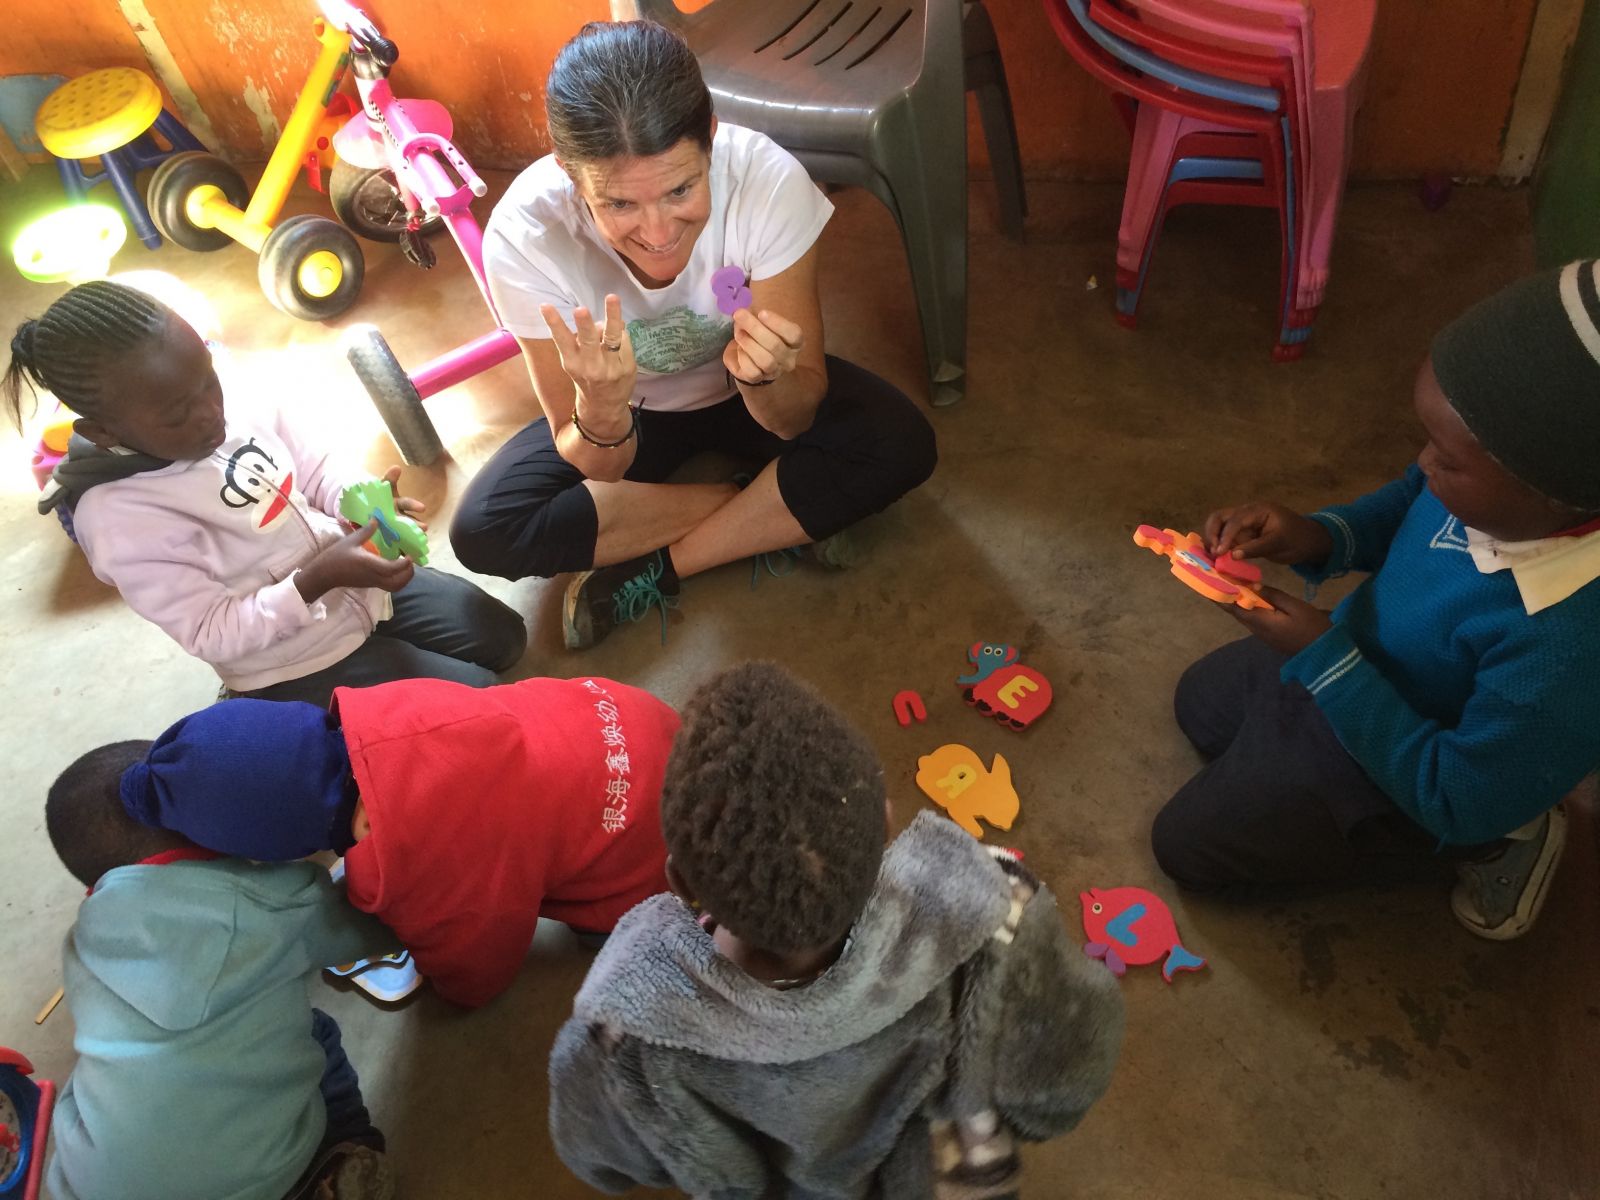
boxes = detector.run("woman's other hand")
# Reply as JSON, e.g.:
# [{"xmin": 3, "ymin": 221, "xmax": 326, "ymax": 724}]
[
  {"xmin": 723, "ymin": 307, "xmax": 802, "ymax": 387},
  {"xmin": 541, "ymin": 293, "xmax": 636, "ymax": 440}
]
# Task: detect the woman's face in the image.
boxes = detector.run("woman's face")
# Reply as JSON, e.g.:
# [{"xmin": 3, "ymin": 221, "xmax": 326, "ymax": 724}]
[{"xmin": 570, "ymin": 137, "xmax": 713, "ymax": 286}]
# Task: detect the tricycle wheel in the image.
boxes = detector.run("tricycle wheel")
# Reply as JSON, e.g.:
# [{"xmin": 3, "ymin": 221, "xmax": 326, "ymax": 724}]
[
  {"xmin": 347, "ymin": 325, "xmax": 443, "ymax": 465},
  {"xmin": 147, "ymin": 152, "xmax": 249, "ymax": 252},
  {"xmin": 258, "ymin": 215, "xmax": 365, "ymax": 321},
  {"xmin": 330, "ymin": 161, "xmax": 444, "ymax": 243}
]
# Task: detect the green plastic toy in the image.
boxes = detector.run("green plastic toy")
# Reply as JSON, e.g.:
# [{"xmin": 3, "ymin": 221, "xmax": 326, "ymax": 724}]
[{"xmin": 339, "ymin": 479, "xmax": 428, "ymax": 565}]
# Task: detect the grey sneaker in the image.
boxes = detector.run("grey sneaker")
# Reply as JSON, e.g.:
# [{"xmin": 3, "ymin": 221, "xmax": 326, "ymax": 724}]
[
  {"xmin": 750, "ymin": 525, "xmax": 865, "ymax": 586},
  {"xmin": 806, "ymin": 523, "xmax": 864, "ymax": 569},
  {"xmin": 1450, "ymin": 807, "xmax": 1567, "ymax": 940},
  {"xmin": 563, "ymin": 549, "xmax": 680, "ymax": 649},
  {"xmin": 310, "ymin": 1143, "xmax": 395, "ymax": 1200}
]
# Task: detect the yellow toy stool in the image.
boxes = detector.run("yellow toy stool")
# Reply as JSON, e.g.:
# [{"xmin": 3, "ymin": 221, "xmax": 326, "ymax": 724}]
[{"xmin": 35, "ymin": 68, "xmax": 206, "ymax": 250}]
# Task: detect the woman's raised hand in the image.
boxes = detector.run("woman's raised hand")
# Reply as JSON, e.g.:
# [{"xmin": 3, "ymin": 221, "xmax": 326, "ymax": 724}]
[
  {"xmin": 724, "ymin": 307, "xmax": 803, "ymax": 387},
  {"xmin": 541, "ymin": 294, "xmax": 636, "ymax": 432}
]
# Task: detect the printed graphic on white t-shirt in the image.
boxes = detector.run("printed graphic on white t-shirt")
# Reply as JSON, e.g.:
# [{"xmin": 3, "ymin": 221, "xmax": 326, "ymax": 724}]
[{"xmin": 628, "ymin": 306, "xmax": 733, "ymax": 376}]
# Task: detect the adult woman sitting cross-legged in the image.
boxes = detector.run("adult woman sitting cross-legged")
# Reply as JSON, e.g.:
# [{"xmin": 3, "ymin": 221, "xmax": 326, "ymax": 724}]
[{"xmin": 450, "ymin": 20, "xmax": 937, "ymax": 649}]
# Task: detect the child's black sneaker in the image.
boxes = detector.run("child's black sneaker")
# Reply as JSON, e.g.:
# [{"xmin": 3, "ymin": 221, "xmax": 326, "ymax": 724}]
[
  {"xmin": 1450, "ymin": 806, "xmax": 1567, "ymax": 940},
  {"xmin": 563, "ymin": 549, "xmax": 680, "ymax": 649}
]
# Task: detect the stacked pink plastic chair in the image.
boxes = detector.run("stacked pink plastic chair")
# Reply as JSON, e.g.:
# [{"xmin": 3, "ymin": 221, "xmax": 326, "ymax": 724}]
[{"xmin": 1047, "ymin": 0, "xmax": 1375, "ymax": 359}]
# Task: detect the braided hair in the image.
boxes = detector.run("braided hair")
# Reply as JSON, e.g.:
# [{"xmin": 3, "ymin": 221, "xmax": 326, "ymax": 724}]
[
  {"xmin": 3, "ymin": 280, "xmax": 170, "ymax": 429},
  {"xmin": 661, "ymin": 662, "xmax": 888, "ymax": 954}
]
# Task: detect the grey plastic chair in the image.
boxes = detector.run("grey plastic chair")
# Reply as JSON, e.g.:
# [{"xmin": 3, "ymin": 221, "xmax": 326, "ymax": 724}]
[{"xmin": 609, "ymin": 0, "xmax": 1026, "ymax": 407}]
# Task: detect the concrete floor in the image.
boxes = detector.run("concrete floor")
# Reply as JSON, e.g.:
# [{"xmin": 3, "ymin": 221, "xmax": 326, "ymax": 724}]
[{"xmin": 2, "ymin": 168, "xmax": 1595, "ymax": 1200}]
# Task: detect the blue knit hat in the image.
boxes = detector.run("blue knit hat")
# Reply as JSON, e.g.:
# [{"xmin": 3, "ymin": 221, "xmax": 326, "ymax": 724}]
[
  {"xmin": 1432, "ymin": 260, "xmax": 1600, "ymax": 511},
  {"xmin": 120, "ymin": 700, "xmax": 357, "ymax": 859}
]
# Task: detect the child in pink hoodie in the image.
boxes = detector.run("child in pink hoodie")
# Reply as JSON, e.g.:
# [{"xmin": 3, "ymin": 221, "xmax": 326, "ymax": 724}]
[{"xmin": 6, "ymin": 281, "xmax": 525, "ymax": 706}]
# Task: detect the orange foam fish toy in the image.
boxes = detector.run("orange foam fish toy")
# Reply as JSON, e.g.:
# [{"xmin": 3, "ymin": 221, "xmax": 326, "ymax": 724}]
[
  {"xmin": 915, "ymin": 743, "xmax": 1019, "ymax": 839},
  {"xmin": 1133, "ymin": 525, "xmax": 1273, "ymax": 611}
]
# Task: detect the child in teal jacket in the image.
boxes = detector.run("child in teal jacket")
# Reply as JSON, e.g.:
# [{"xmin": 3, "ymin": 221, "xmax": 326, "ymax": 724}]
[
  {"xmin": 1154, "ymin": 262, "xmax": 1600, "ymax": 941},
  {"xmin": 43, "ymin": 741, "xmax": 399, "ymax": 1200}
]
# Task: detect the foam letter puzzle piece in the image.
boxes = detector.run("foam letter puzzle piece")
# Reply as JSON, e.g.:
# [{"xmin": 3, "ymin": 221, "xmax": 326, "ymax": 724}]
[
  {"xmin": 340, "ymin": 479, "xmax": 430, "ymax": 565},
  {"xmin": 711, "ymin": 265, "xmax": 753, "ymax": 315},
  {"xmin": 1079, "ymin": 885, "xmax": 1207, "ymax": 985},
  {"xmin": 915, "ymin": 744, "xmax": 1019, "ymax": 839},
  {"xmin": 892, "ymin": 690, "xmax": 927, "ymax": 726}
]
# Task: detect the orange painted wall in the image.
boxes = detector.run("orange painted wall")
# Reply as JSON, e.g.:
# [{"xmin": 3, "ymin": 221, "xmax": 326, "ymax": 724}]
[
  {"xmin": 0, "ymin": 0, "xmax": 149, "ymax": 80},
  {"xmin": 3, "ymin": 0, "xmax": 1543, "ymax": 180}
]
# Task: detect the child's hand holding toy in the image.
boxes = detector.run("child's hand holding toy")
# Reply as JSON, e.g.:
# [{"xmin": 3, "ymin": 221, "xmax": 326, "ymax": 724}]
[
  {"xmin": 296, "ymin": 520, "xmax": 416, "ymax": 601},
  {"xmin": 1224, "ymin": 586, "xmax": 1333, "ymax": 656},
  {"xmin": 1200, "ymin": 500, "xmax": 1335, "ymax": 655},
  {"xmin": 1204, "ymin": 501, "xmax": 1334, "ymax": 566},
  {"xmin": 381, "ymin": 464, "xmax": 428, "ymax": 529},
  {"xmin": 298, "ymin": 473, "xmax": 432, "ymax": 601}
]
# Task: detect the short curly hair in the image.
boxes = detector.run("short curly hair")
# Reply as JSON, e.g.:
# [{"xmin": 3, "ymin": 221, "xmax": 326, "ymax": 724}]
[
  {"xmin": 47, "ymin": 740, "xmax": 188, "ymax": 887},
  {"xmin": 661, "ymin": 662, "xmax": 887, "ymax": 954}
]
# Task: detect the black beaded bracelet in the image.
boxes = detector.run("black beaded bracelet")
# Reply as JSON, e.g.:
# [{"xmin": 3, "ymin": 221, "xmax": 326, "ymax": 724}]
[
  {"xmin": 573, "ymin": 403, "xmax": 639, "ymax": 449},
  {"xmin": 727, "ymin": 368, "xmax": 774, "ymax": 389}
]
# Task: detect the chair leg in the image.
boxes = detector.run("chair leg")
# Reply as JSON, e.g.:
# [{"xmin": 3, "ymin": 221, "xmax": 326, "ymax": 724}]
[
  {"xmin": 879, "ymin": 114, "xmax": 969, "ymax": 407},
  {"xmin": 101, "ymin": 149, "xmax": 162, "ymax": 249},
  {"xmin": 53, "ymin": 156, "xmax": 88, "ymax": 202},
  {"xmin": 121, "ymin": 131, "xmax": 167, "ymax": 172},
  {"xmin": 153, "ymin": 109, "xmax": 206, "ymax": 154},
  {"xmin": 964, "ymin": 0, "xmax": 1026, "ymax": 239}
]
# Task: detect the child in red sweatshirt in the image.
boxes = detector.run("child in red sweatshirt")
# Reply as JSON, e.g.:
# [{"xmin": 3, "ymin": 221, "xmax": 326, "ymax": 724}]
[{"xmin": 116, "ymin": 676, "xmax": 678, "ymax": 1007}]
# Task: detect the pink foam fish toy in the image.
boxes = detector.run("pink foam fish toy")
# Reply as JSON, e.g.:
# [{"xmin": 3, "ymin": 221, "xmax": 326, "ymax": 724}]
[{"xmin": 1080, "ymin": 885, "xmax": 1206, "ymax": 983}]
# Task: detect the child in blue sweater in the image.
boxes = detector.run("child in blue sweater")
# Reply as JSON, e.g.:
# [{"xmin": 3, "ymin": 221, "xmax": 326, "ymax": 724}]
[
  {"xmin": 1154, "ymin": 262, "xmax": 1600, "ymax": 940},
  {"xmin": 43, "ymin": 741, "xmax": 399, "ymax": 1200}
]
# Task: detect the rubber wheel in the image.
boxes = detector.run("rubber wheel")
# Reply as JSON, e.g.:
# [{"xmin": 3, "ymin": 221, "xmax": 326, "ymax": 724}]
[
  {"xmin": 146, "ymin": 151, "xmax": 250, "ymax": 252},
  {"xmin": 347, "ymin": 325, "xmax": 443, "ymax": 465},
  {"xmin": 258, "ymin": 214, "xmax": 365, "ymax": 321},
  {"xmin": 329, "ymin": 161, "xmax": 445, "ymax": 243}
]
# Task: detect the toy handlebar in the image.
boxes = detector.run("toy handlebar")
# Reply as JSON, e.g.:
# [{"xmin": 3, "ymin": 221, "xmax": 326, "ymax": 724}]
[{"xmin": 317, "ymin": 0, "xmax": 398, "ymax": 67}]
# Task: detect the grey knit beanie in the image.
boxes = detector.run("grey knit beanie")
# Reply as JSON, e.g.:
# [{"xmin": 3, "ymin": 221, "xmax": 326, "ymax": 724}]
[{"xmin": 1432, "ymin": 260, "xmax": 1600, "ymax": 511}]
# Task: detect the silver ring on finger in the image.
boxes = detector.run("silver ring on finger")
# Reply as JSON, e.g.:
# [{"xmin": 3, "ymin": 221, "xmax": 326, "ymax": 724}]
[{"xmin": 602, "ymin": 340, "xmax": 622, "ymax": 353}]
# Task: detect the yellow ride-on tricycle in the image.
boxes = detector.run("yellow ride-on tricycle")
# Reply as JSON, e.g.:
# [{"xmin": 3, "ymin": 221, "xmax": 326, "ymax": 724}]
[{"xmin": 145, "ymin": 11, "xmax": 381, "ymax": 320}]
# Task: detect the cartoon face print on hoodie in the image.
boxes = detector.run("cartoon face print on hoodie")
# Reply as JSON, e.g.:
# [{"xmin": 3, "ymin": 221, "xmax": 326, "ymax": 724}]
[{"xmin": 220, "ymin": 437, "xmax": 296, "ymax": 531}]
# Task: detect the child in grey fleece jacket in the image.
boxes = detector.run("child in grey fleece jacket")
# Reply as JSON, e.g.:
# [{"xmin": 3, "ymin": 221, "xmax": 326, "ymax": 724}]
[{"xmin": 549, "ymin": 662, "xmax": 1124, "ymax": 1199}]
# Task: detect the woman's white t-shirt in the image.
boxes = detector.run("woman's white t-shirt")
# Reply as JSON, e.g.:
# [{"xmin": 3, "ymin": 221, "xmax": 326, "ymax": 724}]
[{"xmin": 482, "ymin": 123, "xmax": 833, "ymax": 414}]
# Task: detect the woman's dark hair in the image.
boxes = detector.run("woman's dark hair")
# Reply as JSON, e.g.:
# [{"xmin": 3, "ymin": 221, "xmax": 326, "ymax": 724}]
[
  {"xmin": 660, "ymin": 662, "xmax": 888, "ymax": 955},
  {"xmin": 3, "ymin": 280, "xmax": 170, "ymax": 430},
  {"xmin": 545, "ymin": 21, "xmax": 714, "ymax": 168}
]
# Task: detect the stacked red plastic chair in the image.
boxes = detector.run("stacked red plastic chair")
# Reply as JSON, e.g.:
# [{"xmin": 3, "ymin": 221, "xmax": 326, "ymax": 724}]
[{"xmin": 1044, "ymin": 0, "xmax": 1374, "ymax": 359}]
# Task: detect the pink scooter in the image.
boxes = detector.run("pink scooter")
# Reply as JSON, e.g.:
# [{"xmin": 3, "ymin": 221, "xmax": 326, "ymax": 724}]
[{"xmin": 320, "ymin": 0, "xmax": 520, "ymax": 465}]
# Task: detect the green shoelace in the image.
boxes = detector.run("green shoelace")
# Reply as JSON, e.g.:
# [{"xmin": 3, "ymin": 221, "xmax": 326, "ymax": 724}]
[
  {"xmin": 750, "ymin": 546, "xmax": 803, "ymax": 588},
  {"xmin": 611, "ymin": 559, "xmax": 680, "ymax": 644}
]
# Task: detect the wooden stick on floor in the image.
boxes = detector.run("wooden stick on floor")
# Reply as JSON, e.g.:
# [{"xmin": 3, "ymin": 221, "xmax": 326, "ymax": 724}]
[{"xmin": 35, "ymin": 985, "xmax": 64, "ymax": 1024}]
